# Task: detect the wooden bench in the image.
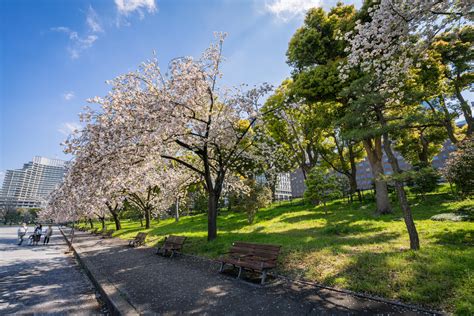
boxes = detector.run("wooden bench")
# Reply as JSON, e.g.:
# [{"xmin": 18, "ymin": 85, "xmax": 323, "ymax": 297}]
[
  {"xmin": 101, "ymin": 229, "xmax": 115, "ymax": 238},
  {"xmin": 128, "ymin": 232, "xmax": 148, "ymax": 247},
  {"xmin": 219, "ymin": 242, "xmax": 281, "ymax": 284},
  {"xmin": 156, "ymin": 235, "xmax": 187, "ymax": 257},
  {"xmin": 89, "ymin": 228, "xmax": 99, "ymax": 235}
]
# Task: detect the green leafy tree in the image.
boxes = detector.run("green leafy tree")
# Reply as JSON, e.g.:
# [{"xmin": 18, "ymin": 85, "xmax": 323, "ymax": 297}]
[
  {"xmin": 304, "ymin": 167, "xmax": 342, "ymax": 214},
  {"xmin": 341, "ymin": 70, "xmax": 423, "ymax": 249},
  {"xmin": 433, "ymin": 26, "xmax": 474, "ymax": 136},
  {"xmin": 286, "ymin": 4, "xmax": 385, "ymax": 208},
  {"xmin": 262, "ymin": 80, "xmax": 322, "ymax": 179}
]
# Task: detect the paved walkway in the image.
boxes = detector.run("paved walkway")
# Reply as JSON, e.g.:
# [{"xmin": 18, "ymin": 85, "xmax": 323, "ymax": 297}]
[
  {"xmin": 62, "ymin": 228, "xmax": 431, "ymax": 315},
  {"xmin": 0, "ymin": 226, "xmax": 102, "ymax": 315}
]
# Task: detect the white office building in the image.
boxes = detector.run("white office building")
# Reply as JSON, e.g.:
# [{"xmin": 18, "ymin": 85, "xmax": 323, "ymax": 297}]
[
  {"xmin": 0, "ymin": 156, "xmax": 69, "ymax": 208},
  {"xmin": 256, "ymin": 172, "xmax": 293, "ymax": 200},
  {"xmin": 275, "ymin": 173, "xmax": 292, "ymax": 200}
]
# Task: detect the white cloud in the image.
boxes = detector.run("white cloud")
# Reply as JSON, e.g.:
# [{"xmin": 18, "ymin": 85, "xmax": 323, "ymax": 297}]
[
  {"xmin": 51, "ymin": 26, "xmax": 71, "ymax": 33},
  {"xmin": 69, "ymin": 35, "xmax": 98, "ymax": 59},
  {"xmin": 51, "ymin": 6, "xmax": 102, "ymax": 59},
  {"xmin": 86, "ymin": 6, "xmax": 103, "ymax": 33},
  {"xmin": 265, "ymin": 0, "xmax": 322, "ymax": 21},
  {"xmin": 62, "ymin": 91, "xmax": 75, "ymax": 101},
  {"xmin": 115, "ymin": 0, "xmax": 157, "ymax": 16},
  {"xmin": 51, "ymin": 27, "xmax": 99, "ymax": 59},
  {"xmin": 58, "ymin": 122, "xmax": 82, "ymax": 136}
]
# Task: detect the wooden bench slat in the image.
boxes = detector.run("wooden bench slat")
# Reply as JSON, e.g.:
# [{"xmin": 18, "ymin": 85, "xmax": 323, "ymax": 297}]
[
  {"xmin": 219, "ymin": 241, "xmax": 282, "ymax": 284},
  {"xmin": 233, "ymin": 242, "xmax": 281, "ymax": 250},
  {"xmin": 128, "ymin": 232, "xmax": 148, "ymax": 247},
  {"xmin": 156, "ymin": 235, "xmax": 187, "ymax": 257}
]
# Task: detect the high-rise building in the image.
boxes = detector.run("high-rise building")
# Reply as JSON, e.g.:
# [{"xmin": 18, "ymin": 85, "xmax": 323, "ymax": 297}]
[
  {"xmin": 0, "ymin": 156, "xmax": 69, "ymax": 208},
  {"xmin": 275, "ymin": 172, "xmax": 292, "ymax": 200},
  {"xmin": 290, "ymin": 169, "xmax": 306, "ymax": 198},
  {"xmin": 256, "ymin": 172, "xmax": 293, "ymax": 200}
]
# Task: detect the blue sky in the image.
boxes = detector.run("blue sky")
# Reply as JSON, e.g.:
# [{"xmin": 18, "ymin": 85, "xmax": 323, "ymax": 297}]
[{"xmin": 0, "ymin": 0, "xmax": 366, "ymax": 180}]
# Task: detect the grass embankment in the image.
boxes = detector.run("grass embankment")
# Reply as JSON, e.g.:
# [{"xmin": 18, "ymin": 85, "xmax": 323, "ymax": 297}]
[{"xmin": 83, "ymin": 185, "xmax": 473, "ymax": 314}]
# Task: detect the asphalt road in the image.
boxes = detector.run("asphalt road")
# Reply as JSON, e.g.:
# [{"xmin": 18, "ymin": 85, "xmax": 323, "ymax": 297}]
[{"xmin": 0, "ymin": 225, "xmax": 102, "ymax": 315}]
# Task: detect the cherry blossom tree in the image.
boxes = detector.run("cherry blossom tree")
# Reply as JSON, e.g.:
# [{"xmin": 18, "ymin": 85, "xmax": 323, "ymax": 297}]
[
  {"xmin": 344, "ymin": 0, "xmax": 472, "ymax": 94},
  {"xmin": 45, "ymin": 34, "xmax": 273, "ymax": 241}
]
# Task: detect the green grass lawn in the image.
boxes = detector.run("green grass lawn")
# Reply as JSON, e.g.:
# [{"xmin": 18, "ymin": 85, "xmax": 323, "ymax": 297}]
[{"xmin": 84, "ymin": 185, "xmax": 473, "ymax": 314}]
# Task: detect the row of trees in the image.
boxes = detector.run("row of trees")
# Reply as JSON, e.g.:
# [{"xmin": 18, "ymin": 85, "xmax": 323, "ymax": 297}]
[
  {"xmin": 42, "ymin": 1, "xmax": 472, "ymax": 250},
  {"xmin": 261, "ymin": 0, "xmax": 473, "ymax": 250},
  {"xmin": 42, "ymin": 34, "xmax": 282, "ymax": 241},
  {"xmin": 1, "ymin": 204, "xmax": 39, "ymax": 225}
]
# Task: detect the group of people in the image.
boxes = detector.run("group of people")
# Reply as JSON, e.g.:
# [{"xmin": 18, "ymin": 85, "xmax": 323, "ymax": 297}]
[{"xmin": 17, "ymin": 223, "xmax": 53, "ymax": 246}]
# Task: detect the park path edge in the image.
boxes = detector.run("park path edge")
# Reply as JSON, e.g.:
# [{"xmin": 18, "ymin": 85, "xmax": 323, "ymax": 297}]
[{"xmin": 59, "ymin": 227, "xmax": 140, "ymax": 316}]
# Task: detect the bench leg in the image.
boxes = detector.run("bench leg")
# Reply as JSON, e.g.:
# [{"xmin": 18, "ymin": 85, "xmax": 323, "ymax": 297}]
[
  {"xmin": 219, "ymin": 262, "xmax": 225, "ymax": 272},
  {"xmin": 156, "ymin": 247, "xmax": 161, "ymax": 255},
  {"xmin": 261, "ymin": 270, "xmax": 267, "ymax": 285},
  {"xmin": 237, "ymin": 266, "xmax": 242, "ymax": 279},
  {"xmin": 170, "ymin": 250, "xmax": 175, "ymax": 258}
]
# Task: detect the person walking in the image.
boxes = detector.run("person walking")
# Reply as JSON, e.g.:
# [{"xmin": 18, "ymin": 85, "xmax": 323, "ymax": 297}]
[
  {"xmin": 33, "ymin": 224, "xmax": 42, "ymax": 246},
  {"xmin": 17, "ymin": 223, "xmax": 28, "ymax": 245},
  {"xmin": 43, "ymin": 225, "xmax": 53, "ymax": 245}
]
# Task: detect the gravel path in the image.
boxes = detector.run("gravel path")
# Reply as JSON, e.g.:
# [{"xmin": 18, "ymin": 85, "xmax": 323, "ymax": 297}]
[
  {"xmin": 0, "ymin": 226, "xmax": 102, "ymax": 315},
  {"xmin": 63, "ymin": 228, "xmax": 433, "ymax": 315}
]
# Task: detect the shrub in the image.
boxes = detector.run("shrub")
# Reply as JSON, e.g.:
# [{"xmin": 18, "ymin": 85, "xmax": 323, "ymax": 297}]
[
  {"xmin": 411, "ymin": 166, "xmax": 440, "ymax": 197},
  {"xmin": 241, "ymin": 181, "xmax": 273, "ymax": 224},
  {"xmin": 443, "ymin": 138, "xmax": 474, "ymax": 197},
  {"xmin": 304, "ymin": 167, "xmax": 343, "ymax": 212}
]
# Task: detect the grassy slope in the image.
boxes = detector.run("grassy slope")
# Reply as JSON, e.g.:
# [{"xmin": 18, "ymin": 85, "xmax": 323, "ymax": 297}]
[{"xmin": 90, "ymin": 185, "xmax": 473, "ymax": 314}]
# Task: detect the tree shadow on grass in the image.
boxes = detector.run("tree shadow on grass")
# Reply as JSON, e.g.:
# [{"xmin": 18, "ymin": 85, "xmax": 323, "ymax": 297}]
[
  {"xmin": 322, "ymin": 246, "xmax": 474, "ymax": 314},
  {"xmin": 430, "ymin": 229, "xmax": 474, "ymax": 247},
  {"xmin": 73, "ymin": 239, "xmax": 413, "ymax": 315}
]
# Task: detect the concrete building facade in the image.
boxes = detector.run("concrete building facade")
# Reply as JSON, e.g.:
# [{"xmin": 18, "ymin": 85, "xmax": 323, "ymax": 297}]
[
  {"xmin": 0, "ymin": 156, "xmax": 69, "ymax": 208},
  {"xmin": 275, "ymin": 172, "xmax": 292, "ymax": 200}
]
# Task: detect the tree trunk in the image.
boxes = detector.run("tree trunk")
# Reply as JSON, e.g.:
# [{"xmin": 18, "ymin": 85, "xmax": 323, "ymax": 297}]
[
  {"xmin": 348, "ymin": 145, "xmax": 362, "ymax": 202},
  {"xmin": 301, "ymin": 163, "xmax": 310, "ymax": 180},
  {"xmin": 144, "ymin": 206, "xmax": 151, "ymax": 229},
  {"xmin": 89, "ymin": 218, "xmax": 93, "ymax": 228},
  {"xmin": 418, "ymin": 133, "xmax": 430, "ymax": 167},
  {"xmin": 438, "ymin": 96, "xmax": 459, "ymax": 144},
  {"xmin": 112, "ymin": 211, "xmax": 121, "ymax": 230},
  {"xmin": 207, "ymin": 191, "xmax": 219, "ymax": 241},
  {"xmin": 98, "ymin": 216, "xmax": 105, "ymax": 231},
  {"xmin": 107, "ymin": 204, "xmax": 121, "ymax": 230},
  {"xmin": 382, "ymin": 132, "xmax": 420, "ymax": 250},
  {"xmin": 175, "ymin": 197, "xmax": 179, "ymax": 222},
  {"xmin": 227, "ymin": 195, "xmax": 232, "ymax": 212},
  {"xmin": 454, "ymin": 84, "xmax": 473, "ymax": 136},
  {"xmin": 348, "ymin": 174, "xmax": 360, "ymax": 203},
  {"xmin": 363, "ymin": 137, "xmax": 392, "ymax": 214}
]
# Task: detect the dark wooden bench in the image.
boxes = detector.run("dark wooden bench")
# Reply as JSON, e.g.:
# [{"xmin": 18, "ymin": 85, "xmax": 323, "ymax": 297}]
[
  {"xmin": 101, "ymin": 229, "xmax": 115, "ymax": 238},
  {"xmin": 128, "ymin": 232, "xmax": 148, "ymax": 247},
  {"xmin": 89, "ymin": 228, "xmax": 99, "ymax": 235},
  {"xmin": 219, "ymin": 242, "xmax": 281, "ymax": 284},
  {"xmin": 156, "ymin": 235, "xmax": 187, "ymax": 257}
]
